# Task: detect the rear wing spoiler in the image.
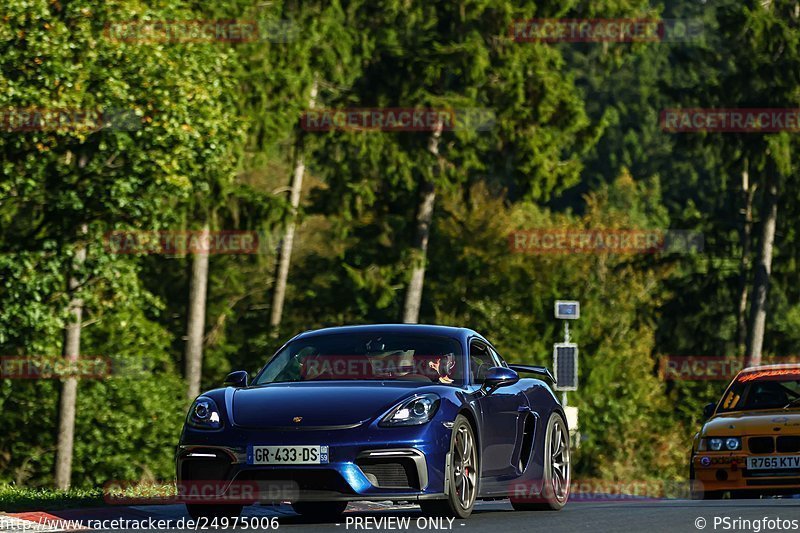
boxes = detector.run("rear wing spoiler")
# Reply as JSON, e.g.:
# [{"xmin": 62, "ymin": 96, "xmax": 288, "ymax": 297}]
[{"xmin": 508, "ymin": 364, "xmax": 556, "ymax": 384}]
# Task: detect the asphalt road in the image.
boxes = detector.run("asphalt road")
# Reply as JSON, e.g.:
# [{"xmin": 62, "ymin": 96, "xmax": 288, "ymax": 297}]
[{"xmin": 7, "ymin": 499, "xmax": 800, "ymax": 533}]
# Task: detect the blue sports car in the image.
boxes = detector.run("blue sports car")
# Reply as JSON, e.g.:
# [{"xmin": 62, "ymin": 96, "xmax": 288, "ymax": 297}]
[{"xmin": 177, "ymin": 324, "xmax": 570, "ymax": 519}]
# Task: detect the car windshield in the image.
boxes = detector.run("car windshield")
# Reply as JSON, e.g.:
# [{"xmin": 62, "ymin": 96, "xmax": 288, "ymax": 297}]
[
  {"xmin": 717, "ymin": 370, "xmax": 800, "ymax": 412},
  {"xmin": 254, "ymin": 333, "xmax": 464, "ymax": 386}
]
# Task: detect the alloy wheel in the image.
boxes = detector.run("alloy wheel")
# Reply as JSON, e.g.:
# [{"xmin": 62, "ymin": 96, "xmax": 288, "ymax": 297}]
[{"xmin": 453, "ymin": 424, "xmax": 478, "ymax": 509}]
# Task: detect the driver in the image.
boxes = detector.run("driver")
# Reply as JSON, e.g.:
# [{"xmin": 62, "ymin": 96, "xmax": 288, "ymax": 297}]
[{"xmin": 427, "ymin": 353, "xmax": 455, "ymax": 384}]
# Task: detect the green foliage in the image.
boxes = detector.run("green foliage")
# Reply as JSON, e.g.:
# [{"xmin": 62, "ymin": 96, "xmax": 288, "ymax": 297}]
[
  {"xmin": 3, "ymin": 0, "xmax": 800, "ymax": 492},
  {"xmin": 0, "ymin": 485, "xmax": 103, "ymax": 512}
]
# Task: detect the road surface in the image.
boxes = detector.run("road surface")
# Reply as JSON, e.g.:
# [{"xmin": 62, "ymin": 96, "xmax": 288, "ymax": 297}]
[{"xmin": 4, "ymin": 499, "xmax": 800, "ymax": 533}]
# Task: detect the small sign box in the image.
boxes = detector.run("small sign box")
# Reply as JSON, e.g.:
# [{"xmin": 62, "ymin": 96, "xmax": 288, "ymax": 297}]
[
  {"xmin": 553, "ymin": 343, "xmax": 578, "ymax": 391},
  {"xmin": 555, "ymin": 300, "xmax": 580, "ymax": 320}
]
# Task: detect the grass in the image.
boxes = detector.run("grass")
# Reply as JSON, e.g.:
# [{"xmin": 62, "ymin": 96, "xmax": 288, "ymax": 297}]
[
  {"xmin": 0, "ymin": 482, "xmax": 181, "ymax": 513},
  {"xmin": 0, "ymin": 485, "xmax": 105, "ymax": 513}
]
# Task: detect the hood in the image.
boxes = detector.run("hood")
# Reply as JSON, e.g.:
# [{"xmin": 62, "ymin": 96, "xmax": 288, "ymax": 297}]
[
  {"xmin": 231, "ymin": 381, "xmax": 439, "ymax": 429},
  {"xmin": 703, "ymin": 409, "xmax": 800, "ymax": 436}
]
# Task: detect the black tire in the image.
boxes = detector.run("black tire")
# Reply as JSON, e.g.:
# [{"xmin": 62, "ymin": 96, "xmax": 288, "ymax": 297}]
[
  {"xmin": 510, "ymin": 412, "xmax": 570, "ymax": 511},
  {"xmin": 689, "ymin": 464, "xmax": 723, "ymax": 500},
  {"xmin": 291, "ymin": 501, "xmax": 348, "ymax": 518},
  {"xmin": 730, "ymin": 490, "xmax": 760, "ymax": 499},
  {"xmin": 185, "ymin": 504, "xmax": 243, "ymax": 520},
  {"xmin": 420, "ymin": 414, "xmax": 479, "ymax": 519},
  {"xmin": 692, "ymin": 489, "xmax": 725, "ymax": 500}
]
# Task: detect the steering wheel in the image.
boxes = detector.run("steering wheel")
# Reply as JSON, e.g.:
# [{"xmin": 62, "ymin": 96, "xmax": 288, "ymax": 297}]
[{"xmin": 474, "ymin": 362, "xmax": 490, "ymax": 383}]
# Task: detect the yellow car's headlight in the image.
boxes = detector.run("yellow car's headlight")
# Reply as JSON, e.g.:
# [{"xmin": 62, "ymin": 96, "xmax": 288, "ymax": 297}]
[
  {"xmin": 705, "ymin": 437, "xmax": 740, "ymax": 451},
  {"xmin": 725, "ymin": 437, "xmax": 741, "ymax": 450}
]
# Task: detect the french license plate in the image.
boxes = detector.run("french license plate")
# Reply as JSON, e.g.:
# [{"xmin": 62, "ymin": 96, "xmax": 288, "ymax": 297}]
[
  {"xmin": 247, "ymin": 445, "xmax": 329, "ymax": 465},
  {"xmin": 747, "ymin": 455, "xmax": 800, "ymax": 470}
]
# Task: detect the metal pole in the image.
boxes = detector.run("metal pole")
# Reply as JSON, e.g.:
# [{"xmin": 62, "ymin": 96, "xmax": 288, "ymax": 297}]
[{"xmin": 562, "ymin": 321, "xmax": 569, "ymax": 407}]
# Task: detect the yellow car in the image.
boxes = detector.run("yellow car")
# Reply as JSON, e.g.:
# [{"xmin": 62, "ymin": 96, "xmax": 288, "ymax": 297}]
[{"xmin": 690, "ymin": 364, "xmax": 800, "ymax": 499}]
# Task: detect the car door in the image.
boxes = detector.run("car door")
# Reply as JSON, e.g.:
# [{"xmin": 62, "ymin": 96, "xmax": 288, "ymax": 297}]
[{"xmin": 470, "ymin": 339, "xmax": 526, "ymax": 480}]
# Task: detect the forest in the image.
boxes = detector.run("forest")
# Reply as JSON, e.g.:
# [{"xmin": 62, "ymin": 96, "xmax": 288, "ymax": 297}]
[{"xmin": 1, "ymin": 0, "xmax": 799, "ymax": 493}]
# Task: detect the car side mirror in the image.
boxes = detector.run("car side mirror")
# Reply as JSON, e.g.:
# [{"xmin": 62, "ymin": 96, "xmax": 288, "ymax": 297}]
[
  {"xmin": 481, "ymin": 366, "xmax": 519, "ymax": 394},
  {"xmin": 703, "ymin": 402, "xmax": 716, "ymax": 419},
  {"xmin": 224, "ymin": 370, "xmax": 249, "ymax": 388}
]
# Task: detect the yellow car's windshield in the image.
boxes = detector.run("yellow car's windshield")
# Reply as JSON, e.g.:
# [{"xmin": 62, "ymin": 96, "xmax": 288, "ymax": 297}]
[{"xmin": 719, "ymin": 372, "xmax": 800, "ymax": 412}]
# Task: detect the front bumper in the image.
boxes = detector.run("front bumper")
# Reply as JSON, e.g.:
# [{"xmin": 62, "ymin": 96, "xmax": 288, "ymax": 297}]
[
  {"xmin": 176, "ymin": 422, "xmax": 451, "ymax": 503},
  {"xmin": 692, "ymin": 453, "xmax": 800, "ymax": 493}
]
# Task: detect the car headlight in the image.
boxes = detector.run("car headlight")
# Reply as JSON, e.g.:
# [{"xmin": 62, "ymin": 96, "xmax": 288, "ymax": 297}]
[
  {"xmin": 187, "ymin": 397, "xmax": 222, "ymax": 430},
  {"xmin": 725, "ymin": 437, "xmax": 741, "ymax": 451},
  {"xmin": 708, "ymin": 438, "xmax": 723, "ymax": 451},
  {"xmin": 380, "ymin": 393, "xmax": 440, "ymax": 427}
]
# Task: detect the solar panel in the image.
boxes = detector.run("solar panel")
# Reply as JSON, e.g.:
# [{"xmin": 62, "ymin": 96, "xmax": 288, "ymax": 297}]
[
  {"xmin": 553, "ymin": 343, "xmax": 578, "ymax": 391},
  {"xmin": 554, "ymin": 300, "xmax": 580, "ymax": 320}
]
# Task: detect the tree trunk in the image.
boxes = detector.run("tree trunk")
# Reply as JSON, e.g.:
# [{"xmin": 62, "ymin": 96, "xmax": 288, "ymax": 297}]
[
  {"xmin": 402, "ymin": 120, "xmax": 443, "ymax": 324},
  {"xmin": 270, "ymin": 80, "xmax": 318, "ymax": 335},
  {"xmin": 185, "ymin": 223, "xmax": 210, "ymax": 401},
  {"xmin": 54, "ymin": 223, "xmax": 87, "ymax": 490},
  {"xmin": 736, "ymin": 159, "xmax": 756, "ymax": 354},
  {"xmin": 745, "ymin": 169, "xmax": 778, "ymax": 367}
]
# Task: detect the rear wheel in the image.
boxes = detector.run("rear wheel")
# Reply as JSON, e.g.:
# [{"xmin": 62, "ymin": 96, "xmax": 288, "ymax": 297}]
[
  {"xmin": 185, "ymin": 504, "xmax": 243, "ymax": 520},
  {"xmin": 511, "ymin": 412, "xmax": 570, "ymax": 511},
  {"xmin": 291, "ymin": 501, "xmax": 348, "ymax": 518},
  {"xmin": 420, "ymin": 414, "xmax": 478, "ymax": 518}
]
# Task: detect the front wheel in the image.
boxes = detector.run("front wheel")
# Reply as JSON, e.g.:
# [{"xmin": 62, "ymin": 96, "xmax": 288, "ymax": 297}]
[
  {"xmin": 511, "ymin": 412, "xmax": 570, "ymax": 511},
  {"xmin": 420, "ymin": 414, "xmax": 479, "ymax": 518}
]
